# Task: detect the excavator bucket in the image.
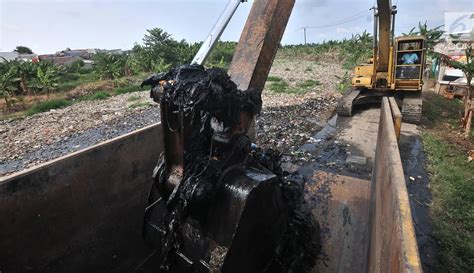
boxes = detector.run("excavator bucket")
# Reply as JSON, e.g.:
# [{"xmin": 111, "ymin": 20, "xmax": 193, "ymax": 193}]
[
  {"xmin": 143, "ymin": 164, "xmax": 287, "ymax": 272},
  {"xmin": 138, "ymin": 65, "xmax": 318, "ymax": 273},
  {"xmin": 134, "ymin": 2, "xmax": 320, "ymax": 271}
]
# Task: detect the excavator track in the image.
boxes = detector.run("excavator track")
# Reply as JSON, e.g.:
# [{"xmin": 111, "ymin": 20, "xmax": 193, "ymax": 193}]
[
  {"xmin": 336, "ymin": 89, "xmax": 361, "ymax": 116},
  {"xmin": 401, "ymin": 92, "xmax": 423, "ymax": 124}
]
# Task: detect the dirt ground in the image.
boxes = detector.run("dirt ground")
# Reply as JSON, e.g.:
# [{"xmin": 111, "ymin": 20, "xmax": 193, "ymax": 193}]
[
  {"xmin": 0, "ymin": 57, "xmax": 343, "ymax": 177},
  {"xmin": 293, "ymin": 106, "xmax": 435, "ymax": 273}
]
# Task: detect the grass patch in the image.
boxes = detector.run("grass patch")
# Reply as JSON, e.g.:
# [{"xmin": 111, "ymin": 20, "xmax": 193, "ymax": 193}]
[
  {"xmin": 421, "ymin": 92, "xmax": 473, "ymax": 272},
  {"xmin": 80, "ymin": 91, "xmax": 111, "ymax": 101},
  {"xmin": 305, "ymin": 67, "xmax": 313, "ymax": 72},
  {"xmin": 342, "ymin": 61, "xmax": 357, "ymax": 70},
  {"xmin": 422, "ymin": 133, "xmax": 473, "ymax": 272},
  {"xmin": 297, "ymin": 79, "xmax": 320, "ymax": 89},
  {"xmin": 127, "ymin": 95, "xmax": 140, "ymax": 102},
  {"xmin": 423, "ymin": 93, "xmax": 463, "ymax": 127},
  {"xmin": 56, "ymin": 73, "xmax": 98, "ymax": 92},
  {"xmin": 268, "ymin": 79, "xmax": 316, "ymax": 94},
  {"xmin": 267, "ymin": 76, "xmax": 283, "ymax": 82},
  {"xmin": 335, "ymin": 71, "xmax": 351, "ymax": 93},
  {"xmin": 268, "ymin": 81, "xmax": 289, "ymax": 93},
  {"xmin": 26, "ymin": 99, "xmax": 72, "ymax": 116},
  {"xmin": 128, "ymin": 102, "xmax": 149, "ymax": 109},
  {"xmin": 114, "ymin": 85, "xmax": 142, "ymax": 95}
]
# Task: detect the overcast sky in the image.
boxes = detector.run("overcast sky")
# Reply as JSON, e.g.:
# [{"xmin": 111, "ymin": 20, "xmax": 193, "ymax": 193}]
[{"xmin": 1, "ymin": 0, "xmax": 473, "ymax": 54}]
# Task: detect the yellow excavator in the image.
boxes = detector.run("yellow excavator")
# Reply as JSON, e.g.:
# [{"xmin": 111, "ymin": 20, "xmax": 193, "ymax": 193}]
[{"xmin": 337, "ymin": 0, "xmax": 426, "ymax": 124}]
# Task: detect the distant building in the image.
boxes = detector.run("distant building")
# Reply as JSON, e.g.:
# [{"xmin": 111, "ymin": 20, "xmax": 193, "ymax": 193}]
[
  {"xmin": 1, "ymin": 47, "xmax": 128, "ymax": 66},
  {"xmin": 106, "ymin": 49, "xmax": 124, "ymax": 55},
  {"xmin": 433, "ymin": 34, "xmax": 473, "ymax": 94},
  {"xmin": 38, "ymin": 55, "xmax": 82, "ymax": 66},
  {"xmin": 56, "ymin": 48, "xmax": 92, "ymax": 59},
  {"xmin": 17, "ymin": 54, "xmax": 39, "ymax": 62},
  {"xmin": 0, "ymin": 52, "xmax": 38, "ymax": 63},
  {"xmin": 0, "ymin": 52, "xmax": 19, "ymax": 62}
]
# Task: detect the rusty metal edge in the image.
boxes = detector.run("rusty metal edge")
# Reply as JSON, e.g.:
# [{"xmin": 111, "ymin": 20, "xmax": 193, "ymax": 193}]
[
  {"xmin": 374, "ymin": 98, "xmax": 422, "ymax": 272},
  {"xmin": 0, "ymin": 123, "xmax": 162, "ymax": 184},
  {"xmin": 388, "ymin": 97, "xmax": 402, "ymax": 141}
]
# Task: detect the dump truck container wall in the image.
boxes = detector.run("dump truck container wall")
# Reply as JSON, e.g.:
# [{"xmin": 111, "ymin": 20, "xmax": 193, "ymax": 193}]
[
  {"xmin": 368, "ymin": 97, "xmax": 422, "ymax": 273},
  {"xmin": 0, "ymin": 124, "xmax": 162, "ymax": 273}
]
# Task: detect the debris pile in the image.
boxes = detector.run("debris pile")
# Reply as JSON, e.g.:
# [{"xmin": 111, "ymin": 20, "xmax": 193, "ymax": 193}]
[
  {"xmin": 256, "ymin": 96, "xmax": 338, "ymax": 162},
  {"xmin": 141, "ymin": 65, "xmax": 320, "ymax": 272}
]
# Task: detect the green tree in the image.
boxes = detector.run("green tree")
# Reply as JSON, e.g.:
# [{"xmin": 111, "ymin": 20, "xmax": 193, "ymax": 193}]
[
  {"xmin": 35, "ymin": 62, "xmax": 59, "ymax": 97},
  {"xmin": 151, "ymin": 58, "xmax": 172, "ymax": 73},
  {"xmin": 207, "ymin": 41, "xmax": 237, "ymax": 68},
  {"xmin": 131, "ymin": 28, "xmax": 198, "ymax": 72},
  {"xmin": 143, "ymin": 28, "xmax": 181, "ymax": 65},
  {"xmin": 0, "ymin": 59, "xmax": 19, "ymax": 107},
  {"xmin": 404, "ymin": 21, "xmax": 444, "ymax": 51},
  {"xmin": 68, "ymin": 59, "xmax": 85, "ymax": 73},
  {"xmin": 15, "ymin": 60, "xmax": 36, "ymax": 95},
  {"xmin": 14, "ymin": 46, "xmax": 34, "ymax": 54},
  {"xmin": 93, "ymin": 51, "xmax": 124, "ymax": 80},
  {"xmin": 435, "ymin": 45, "xmax": 474, "ymax": 138},
  {"xmin": 130, "ymin": 44, "xmax": 154, "ymax": 72}
]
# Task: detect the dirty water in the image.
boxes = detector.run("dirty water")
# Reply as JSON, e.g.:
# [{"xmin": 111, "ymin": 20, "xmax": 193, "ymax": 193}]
[{"xmin": 399, "ymin": 132, "xmax": 437, "ymax": 273}]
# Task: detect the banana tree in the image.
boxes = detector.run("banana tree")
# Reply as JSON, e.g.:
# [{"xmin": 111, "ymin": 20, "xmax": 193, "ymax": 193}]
[
  {"xmin": 404, "ymin": 21, "xmax": 444, "ymax": 52},
  {"xmin": 93, "ymin": 51, "xmax": 123, "ymax": 80},
  {"xmin": 16, "ymin": 60, "xmax": 36, "ymax": 95},
  {"xmin": 35, "ymin": 62, "xmax": 59, "ymax": 97},
  {"xmin": 0, "ymin": 59, "xmax": 20, "ymax": 107},
  {"xmin": 435, "ymin": 45, "xmax": 474, "ymax": 138}
]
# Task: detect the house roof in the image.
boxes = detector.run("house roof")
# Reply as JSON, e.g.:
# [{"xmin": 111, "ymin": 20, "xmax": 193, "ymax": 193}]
[{"xmin": 0, "ymin": 52, "xmax": 19, "ymax": 62}]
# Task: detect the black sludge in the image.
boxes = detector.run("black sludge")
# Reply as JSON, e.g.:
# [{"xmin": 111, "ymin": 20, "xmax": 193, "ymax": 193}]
[{"xmin": 141, "ymin": 65, "xmax": 320, "ymax": 273}]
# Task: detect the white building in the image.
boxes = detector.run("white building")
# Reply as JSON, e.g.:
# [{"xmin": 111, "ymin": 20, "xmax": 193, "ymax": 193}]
[{"xmin": 0, "ymin": 52, "xmax": 19, "ymax": 62}]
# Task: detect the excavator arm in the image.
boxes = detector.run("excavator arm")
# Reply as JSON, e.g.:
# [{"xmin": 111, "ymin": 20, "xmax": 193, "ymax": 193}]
[{"xmin": 376, "ymin": 0, "xmax": 393, "ymax": 72}]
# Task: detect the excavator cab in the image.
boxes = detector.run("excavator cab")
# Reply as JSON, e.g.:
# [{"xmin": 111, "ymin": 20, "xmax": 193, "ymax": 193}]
[{"xmin": 394, "ymin": 37, "xmax": 426, "ymax": 90}]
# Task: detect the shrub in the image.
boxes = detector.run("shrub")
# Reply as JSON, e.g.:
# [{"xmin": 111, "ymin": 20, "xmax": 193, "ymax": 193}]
[
  {"xmin": 335, "ymin": 71, "xmax": 350, "ymax": 93},
  {"xmin": 26, "ymin": 99, "xmax": 72, "ymax": 116},
  {"xmin": 115, "ymin": 85, "xmax": 142, "ymax": 95},
  {"xmin": 269, "ymin": 81, "xmax": 289, "ymax": 93},
  {"xmin": 267, "ymin": 76, "xmax": 283, "ymax": 82},
  {"xmin": 298, "ymin": 79, "xmax": 320, "ymax": 89},
  {"xmin": 80, "ymin": 91, "xmax": 110, "ymax": 101}
]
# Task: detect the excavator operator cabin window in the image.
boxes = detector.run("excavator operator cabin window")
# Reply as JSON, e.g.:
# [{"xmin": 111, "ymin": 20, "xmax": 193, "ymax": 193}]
[
  {"xmin": 398, "ymin": 41, "xmax": 422, "ymax": 51},
  {"xmin": 396, "ymin": 40, "xmax": 423, "ymax": 80}
]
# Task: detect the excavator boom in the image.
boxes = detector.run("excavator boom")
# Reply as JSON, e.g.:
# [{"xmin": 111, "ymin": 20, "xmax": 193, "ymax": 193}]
[{"xmin": 376, "ymin": 0, "xmax": 392, "ymax": 72}]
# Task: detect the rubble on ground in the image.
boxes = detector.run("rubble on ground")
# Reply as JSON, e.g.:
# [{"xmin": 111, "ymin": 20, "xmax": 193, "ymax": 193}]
[{"xmin": 0, "ymin": 60, "xmax": 342, "ymax": 176}]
